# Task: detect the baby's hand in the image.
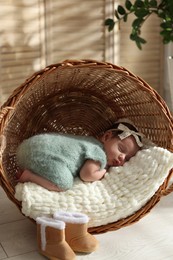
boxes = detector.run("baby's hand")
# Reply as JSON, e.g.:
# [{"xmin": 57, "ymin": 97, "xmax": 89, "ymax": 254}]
[
  {"xmin": 96, "ymin": 169, "xmax": 106, "ymax": 179},
  {"xmin": 79, "ymin": 160, "xmax": 107, "ymax": 182}
]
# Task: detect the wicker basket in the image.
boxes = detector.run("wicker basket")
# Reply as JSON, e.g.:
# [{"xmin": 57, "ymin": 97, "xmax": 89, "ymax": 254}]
[{"xmin": 0, "ymin": 59, "xmax": 173, "ymax": 234}]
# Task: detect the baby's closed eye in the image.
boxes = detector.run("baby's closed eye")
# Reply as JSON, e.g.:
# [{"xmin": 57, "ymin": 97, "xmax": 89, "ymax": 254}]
[{"xmin": 118, "ymin": 144, "xmax": 126, "ymax": 154}]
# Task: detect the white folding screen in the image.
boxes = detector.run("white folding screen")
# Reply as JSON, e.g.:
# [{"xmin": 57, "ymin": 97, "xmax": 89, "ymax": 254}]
[
  {"xmin": 0, "ymin": 0, "xmax": 45, "ymax": 103},
  {"xmin": 0, "ymin": 0, "xmax": 163, "ymax": 105}
]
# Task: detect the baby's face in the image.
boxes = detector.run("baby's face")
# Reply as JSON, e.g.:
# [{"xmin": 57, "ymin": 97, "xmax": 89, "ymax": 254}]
[{"xmin": 101, "ymin": 131, "xmax": 140, "ymax": 167}]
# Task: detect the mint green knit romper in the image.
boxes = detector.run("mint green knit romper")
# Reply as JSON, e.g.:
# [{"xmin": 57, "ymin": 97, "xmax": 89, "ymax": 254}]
[{"xmin": 16, "ymin": 133, "xmax": 107, "ymax": 190}]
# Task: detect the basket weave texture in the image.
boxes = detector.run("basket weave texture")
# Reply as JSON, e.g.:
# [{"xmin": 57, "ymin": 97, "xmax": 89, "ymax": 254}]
[{"xmin": 0, "ymin": 59, "xmax": 173, "ymax": 234}]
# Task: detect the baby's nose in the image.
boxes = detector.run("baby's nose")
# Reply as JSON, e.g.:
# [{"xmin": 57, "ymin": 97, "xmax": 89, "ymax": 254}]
[{"xmin": 118, "ymin": 154, "xmax": 125, "ymax": 165}]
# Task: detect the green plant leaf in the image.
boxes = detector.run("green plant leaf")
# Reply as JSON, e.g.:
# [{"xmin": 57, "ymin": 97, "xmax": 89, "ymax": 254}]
[
  {"xmin": 105, "ymin": 0, "xmax": 173, "ymax": 48},
  {"xmin": 162, "ymin": 34, "xmax": 171, "ymax": 44},
  {"xmin": 134, "ymin": 9, "xmax": 149, "ymax": 18},
  {"xmin": 160, "ymin": 22, "xmax": 167, "ymax": 29},
  {"xmin": 130, "ymin": 28, "xmax": 139, "ymax": 38},
  {"xmin": 160, "ymin": 30, "xmax": 165, "ymax": 36},
  {"xmin": 125, "ymin": 0, "xmax": 132, "ymax": 10},
  {"xmin": 105, "ymin": 18, "xmax": 113, "ymax": 26},
  {"xmin": 149, "ymin": 0, "xmax": 157, "ymax": 8},
  {"xmin": 160, "ymin": 30, "xmax": 172, "ymax": 44},
  {"xmin": 134, "ymin": 0, "xmax": 144, "ymax": 8},
  {"xmin": 115, "ymin": 10, "xmax": 120, "ymax": 20},
  {"xmin": 139, "ymin": 37, "xmax": 147, "ymax": 44},
  {"xmin": 144, "ymin": 0, "xmax": 149, "ymax": 5},
  {"xmin": 105, "ymin": 19, "xmax": 115, "ymax": 30},
  {"xmin": 123, "ymin": 14, "xmax": 128, "ymax": 22},
  {"xmin": 166, "ymin": 28, "xmax": 172, "ymax": 32},
  {"xmin": 132, "ymin": 18, "xmax": 143, "ymax": 28},
  {"xmin": 158, "ymin": 10, "xmax": 166, "ymax": 19},
  {"xmin": 105, "ymin": 18, "xmax": 115, "ymax": 31},
  {"xmin": 130, "ymin": 33, "xmax": 136, "ymax": 41},
  {"xmin": 117, "ymin": 5, "xmax": 126, "ymax": 15},
  {"xmin": 136, "ymin": 40, "xmax": 142, "ymax": 50}
]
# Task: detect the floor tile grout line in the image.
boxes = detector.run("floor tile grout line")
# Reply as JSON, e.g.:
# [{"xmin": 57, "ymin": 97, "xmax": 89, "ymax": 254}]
[
  {"xmin": 0, "ymin": 242, "xmax": 8, "ymax": 259},
  {"xmin": 0, "ymin": 218, "xmax": 31, "ymax": 227}
]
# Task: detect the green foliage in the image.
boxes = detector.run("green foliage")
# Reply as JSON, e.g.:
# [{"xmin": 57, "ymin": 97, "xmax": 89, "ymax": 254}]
[{"xmin": 105, "ymin": 0, "xmax": 173, "ymax": 49}]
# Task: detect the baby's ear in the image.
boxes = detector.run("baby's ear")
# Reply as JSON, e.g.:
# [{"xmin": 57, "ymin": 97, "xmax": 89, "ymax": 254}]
[{"xmin": 102, "ymin": 130, "xmax": 113, "ymax": 142}]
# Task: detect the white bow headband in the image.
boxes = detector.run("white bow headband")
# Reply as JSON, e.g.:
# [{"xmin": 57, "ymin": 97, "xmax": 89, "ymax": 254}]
[{"xmin": 111, "ymin": 123, "xmax": 143, "ymax": 147}]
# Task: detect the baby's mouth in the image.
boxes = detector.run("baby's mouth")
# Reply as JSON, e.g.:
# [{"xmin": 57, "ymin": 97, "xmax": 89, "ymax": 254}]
[
  {"xmin": 107, "ymin": 159, "xmax": 119, "ymax": 167},
  {"xmin": 112, "ymin": 159, "xmax": 124, "ymax": 167}
]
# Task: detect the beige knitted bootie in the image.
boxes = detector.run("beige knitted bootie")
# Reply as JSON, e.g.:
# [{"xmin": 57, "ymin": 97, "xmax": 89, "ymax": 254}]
[
  {"xmin": 36, "ymin": 216, "xmax": 76, "ymax": 260},
  {"xmin": 53, "ymin": 211, "xmax": 99, "ymax": 253}
]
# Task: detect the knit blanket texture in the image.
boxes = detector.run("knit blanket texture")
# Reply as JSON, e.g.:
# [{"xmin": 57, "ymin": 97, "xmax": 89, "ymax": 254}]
[{"xmin": 15, "ymin": 146, "xmax": 173, "ymax": 228}]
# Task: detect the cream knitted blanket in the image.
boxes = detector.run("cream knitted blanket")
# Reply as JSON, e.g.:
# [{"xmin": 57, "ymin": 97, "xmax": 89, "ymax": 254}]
[{"xmin": 15, "ymin": 146, "xmax": 173, "ymax": 228}]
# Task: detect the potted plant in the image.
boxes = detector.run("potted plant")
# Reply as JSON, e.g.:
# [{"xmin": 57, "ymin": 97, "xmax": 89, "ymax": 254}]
[{"xmin": 105, "ymin": 0, "xmax": 173, "ymax": 49}]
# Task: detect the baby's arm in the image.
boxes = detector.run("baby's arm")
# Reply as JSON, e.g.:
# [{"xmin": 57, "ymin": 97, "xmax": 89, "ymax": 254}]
[{"xmin": 79, "ymin": 160, "xmax": 106, "ymax": 182}]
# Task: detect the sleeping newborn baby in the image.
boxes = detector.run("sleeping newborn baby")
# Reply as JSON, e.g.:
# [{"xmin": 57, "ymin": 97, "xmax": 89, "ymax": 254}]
[{"xmin": 16, "ymin": 119, "xmax": 143, "ymax": 192}]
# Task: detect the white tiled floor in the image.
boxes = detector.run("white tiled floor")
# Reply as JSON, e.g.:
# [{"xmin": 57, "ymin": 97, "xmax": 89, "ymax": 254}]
[{"xmin": 0, "ymin": 186, "xmax": 173, "ymax": 260}]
